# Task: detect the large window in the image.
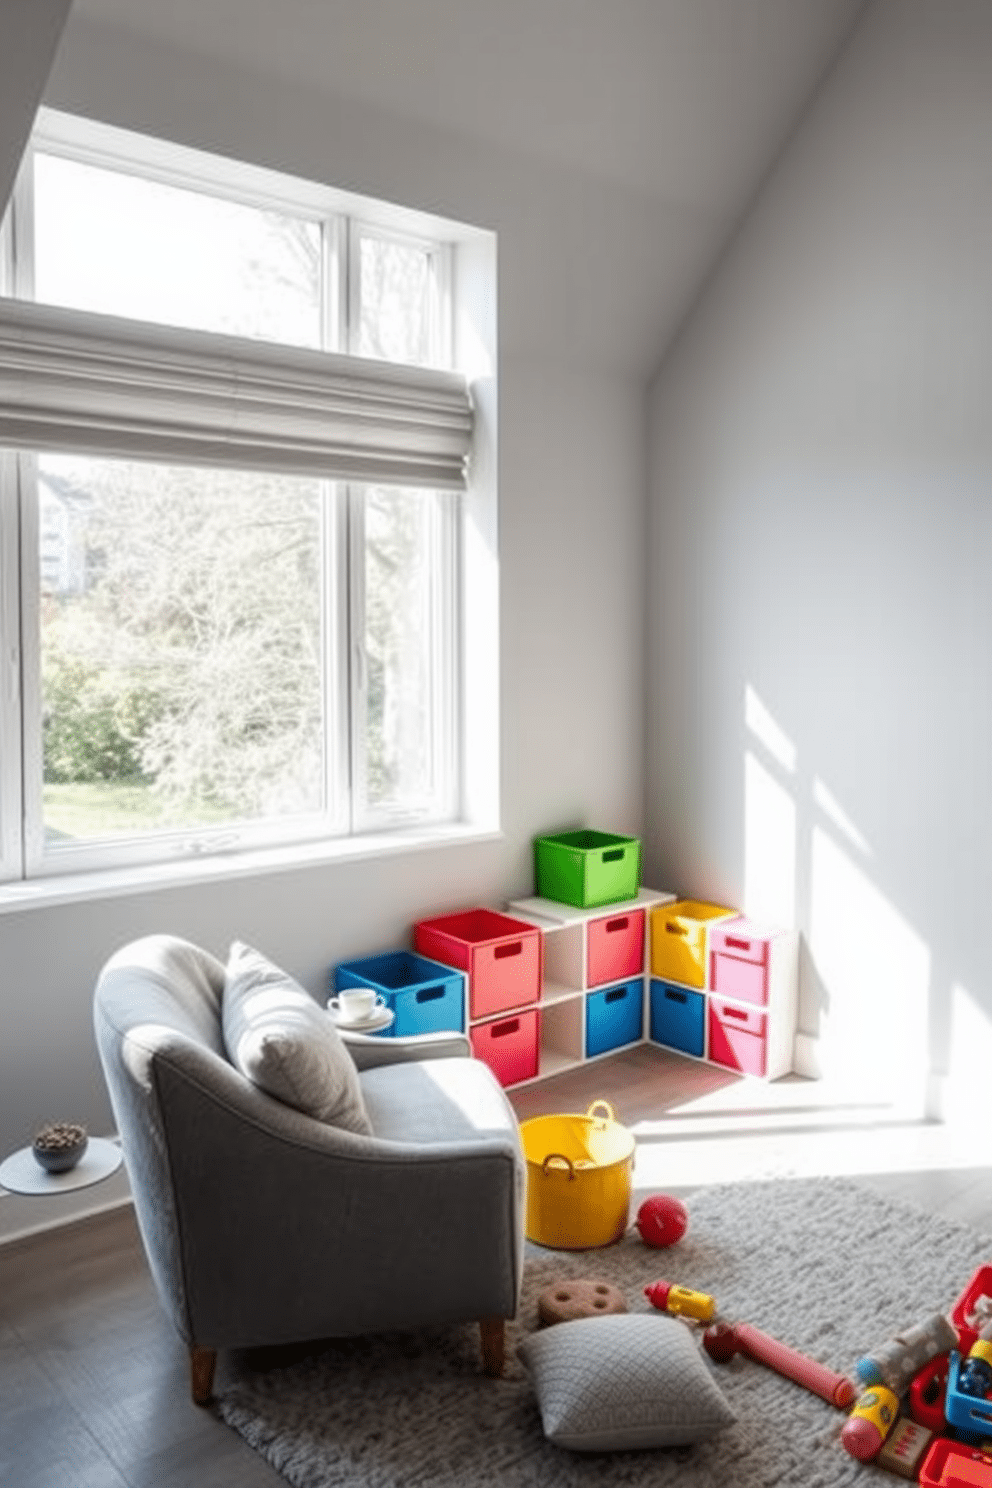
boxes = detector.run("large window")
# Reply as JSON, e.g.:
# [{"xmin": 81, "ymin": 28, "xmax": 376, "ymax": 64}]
[{"xmin": 0, "ymin": 112, "xmax": 477, "ymax": 881}]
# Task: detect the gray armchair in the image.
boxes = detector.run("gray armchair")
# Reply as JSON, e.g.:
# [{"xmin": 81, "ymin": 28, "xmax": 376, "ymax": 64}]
[{"xmin": 93, "ymin": 934, "xmax": 525, "ymax": 1405}]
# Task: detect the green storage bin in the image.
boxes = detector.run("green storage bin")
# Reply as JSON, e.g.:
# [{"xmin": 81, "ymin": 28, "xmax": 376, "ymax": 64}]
[{"xmin": 535, "ymin": 829, "xmax": 641, "ymax": 908}]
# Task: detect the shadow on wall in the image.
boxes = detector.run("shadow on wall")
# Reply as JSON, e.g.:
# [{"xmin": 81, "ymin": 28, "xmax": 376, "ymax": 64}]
[{"xmin": 740, "ymin": 683, "xmax": 972, "ymax": 1118}]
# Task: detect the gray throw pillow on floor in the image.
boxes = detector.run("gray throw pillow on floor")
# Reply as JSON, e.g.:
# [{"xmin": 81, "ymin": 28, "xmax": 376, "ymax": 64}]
[{"xmin": 518, "ymin": 1312, "xmax": 736, "ymax": 1451}]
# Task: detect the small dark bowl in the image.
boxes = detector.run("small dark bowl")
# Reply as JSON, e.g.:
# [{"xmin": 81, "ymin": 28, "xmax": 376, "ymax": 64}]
[{"xmin": 32, "ymin": 1133, "xmax": 88, "ymax": 1174}]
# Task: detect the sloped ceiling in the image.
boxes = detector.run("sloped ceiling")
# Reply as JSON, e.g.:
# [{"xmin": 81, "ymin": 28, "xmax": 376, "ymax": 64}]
[
  {"xmin": 43, "ymin": 0, "xmax": 868, "ymax": 375},
  {"xmin": 0, "ymin": 0, "xmax": 72, "ymax": 216}
]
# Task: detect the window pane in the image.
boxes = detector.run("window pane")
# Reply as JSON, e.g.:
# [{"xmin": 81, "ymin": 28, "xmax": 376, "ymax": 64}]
[
  {"xmin": 357, "ymin": 234, "xmax": 436, "ymax": 366},
  {"xmin": 37, "ymin": 454, "xmax": 326, "ymax": 846},
  {"xmin": 360, "ymin": 486, "xmax": 450, "ymax": 815},
  {"xmin": 33, "ymin": 153, "xmax": 323, "ymax": 347}
]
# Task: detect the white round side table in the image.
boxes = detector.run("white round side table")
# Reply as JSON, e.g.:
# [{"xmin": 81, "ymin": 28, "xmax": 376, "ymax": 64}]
[{"xmin": 0, "ymin": 1136, "xmax": 123, "ymax": 1196}]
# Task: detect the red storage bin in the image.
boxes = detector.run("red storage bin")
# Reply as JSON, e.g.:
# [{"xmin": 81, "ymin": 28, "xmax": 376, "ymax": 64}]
[
  {"xmin": 415, "ymin": 909, "xmax": 542, "ymax": 1020},
  {"xmin": 710, "ymin": 917, "xmax": 771, "ymax": 1007},
  {"xmin": 586, "ymin": 909, "xmax": 645, "ymax": 989},
  {"xmin": 919, "ymin": 1439, "xmax": 992, "ymax": 1488},
  {"xmin": 470, "ymin": 1008, "xmax": 539, "ymax": 1087},
  {"xmin": 708, "ymin": 996, "xmax": 767, "ymax": 1076}
]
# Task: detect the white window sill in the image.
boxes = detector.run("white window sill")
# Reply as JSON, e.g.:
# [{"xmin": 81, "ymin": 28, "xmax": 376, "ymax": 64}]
[{"xmin": 0, "ymin": 822, "xmax": 502, "ymax": 914}]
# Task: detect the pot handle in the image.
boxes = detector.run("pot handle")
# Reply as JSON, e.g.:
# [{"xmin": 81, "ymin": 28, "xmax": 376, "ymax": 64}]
[
  {"xmin": 586, "ymin": 1099, "xmax": 614, "ymax": 1125},
  {"xmin": 542, "ymin": 1153, "xmax": 576, "ymax": 1179}
]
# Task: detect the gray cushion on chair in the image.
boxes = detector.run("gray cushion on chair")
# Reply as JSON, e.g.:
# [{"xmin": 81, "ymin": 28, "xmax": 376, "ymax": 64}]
[
  {"xmin": 360, "ymin": 1056, "xmax": 519, "ymax": 1144},
  {"xmin": 222, "ymin": 941, "xmax": 371, "ymax": 1134}
]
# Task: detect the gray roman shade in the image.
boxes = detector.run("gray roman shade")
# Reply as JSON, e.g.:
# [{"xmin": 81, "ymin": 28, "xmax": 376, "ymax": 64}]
[{"xmin": 0, "ymin": 297, "xmax": 473, "ymax": 489}]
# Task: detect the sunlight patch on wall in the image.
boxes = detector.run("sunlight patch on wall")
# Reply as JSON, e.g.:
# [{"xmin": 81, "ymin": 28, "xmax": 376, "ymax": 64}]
[
  {"xmin": 810, "ymin": 827, "xmax": 930, "ymax": 1109},
  {"xmin": 812, "ymin": 777, "xmax": 871, "ymax": 856},
  {"xmin": 744, "ymin": 750, "xmax": 796, "ymax": 927},
  {"xmin": 745, "ymin": 684, "xmax": 797, "ymax": 773},
  {"xmin": 945, "ymin": 983, "xmax": 992, "ymax": 1125}
]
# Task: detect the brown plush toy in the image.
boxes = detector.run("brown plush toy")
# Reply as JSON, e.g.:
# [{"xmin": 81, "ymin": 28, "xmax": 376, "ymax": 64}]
[{"xmin": 537, "ymin": 1278, "xmax": 628, "ymax": 1326}]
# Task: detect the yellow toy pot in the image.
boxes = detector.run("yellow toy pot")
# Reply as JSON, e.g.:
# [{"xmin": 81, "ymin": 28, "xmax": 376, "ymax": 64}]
[{"xmin": 521, "ymin": 1100, "xmax": 635, "ymax": 1249}]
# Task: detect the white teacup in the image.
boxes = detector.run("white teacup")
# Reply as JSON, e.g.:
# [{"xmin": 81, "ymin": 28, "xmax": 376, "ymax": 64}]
[{"xmin": 329, "ymin": 988, "xmax": 386, "ymax": 1025}]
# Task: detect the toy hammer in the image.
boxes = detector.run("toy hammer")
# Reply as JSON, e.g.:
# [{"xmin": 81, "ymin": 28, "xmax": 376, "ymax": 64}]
[{"xmin": 703, "ymin": 1321, "xmax": 856, "ymax": 1409}]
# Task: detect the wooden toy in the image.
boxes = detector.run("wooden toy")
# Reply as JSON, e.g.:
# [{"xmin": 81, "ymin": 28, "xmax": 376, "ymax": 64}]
[
  {"xmin": 703, "ymin": 1320, "xmax": 857, "ymax": 1409},
  {"xmin": 842, "ymin": 1386, "xmax": 900, "ymax": 1461},
  {"xmin": 537, "ymin": 1278, "xmax": 627, "ymax": 1326},
  {"xmin": 636, "ymin": 1194, "xmax": 688, "ymax": 1247},
  {"xmin": 644, "ymin": 1280, "xmax": 715, "ymax": 1322},
  {"xmin": 876, "ymin": 1417, "xmax": 934, "ymax": 1480}
]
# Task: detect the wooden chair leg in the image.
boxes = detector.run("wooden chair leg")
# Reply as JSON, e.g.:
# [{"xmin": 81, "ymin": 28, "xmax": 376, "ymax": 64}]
[
  {"xmin": 479, "ymin": 1317, "xmax": 505, "ymax": 1378},
  {"xmin": 190, "ymin": 1344, "xmax": 217, "ymax": 1406}
]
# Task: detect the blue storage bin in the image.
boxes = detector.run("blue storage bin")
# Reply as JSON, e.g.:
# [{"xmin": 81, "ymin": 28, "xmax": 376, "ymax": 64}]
[
  {"xmin": 650, "ymin": 979, "xmax": 705, "ymax": 1058},
  {"xmin": 333, "ymin": 951, "xmax": 465, "ymax": 1038},
  {"xmin": 585, "ymin": 978, "xmax": 643, "ymax": 1058},
  {"xmin": 944, "ymin": 1350, "xmax": 992, "ymax": 1445}
]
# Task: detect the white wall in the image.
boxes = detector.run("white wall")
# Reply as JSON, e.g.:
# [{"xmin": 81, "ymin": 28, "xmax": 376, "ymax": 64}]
[
  {"xmin": 646, "ymin": 0, "xmax": 992, "ymax": 1108},
  {"xmin": 0, "ymin": 16, "xmax": 647, "ymax": 1232}
]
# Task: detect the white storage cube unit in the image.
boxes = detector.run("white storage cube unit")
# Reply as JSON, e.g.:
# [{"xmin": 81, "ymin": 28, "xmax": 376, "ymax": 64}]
[{"xmin": 505, "ymin": 888, "xmax": 675, "ymax": 1083}]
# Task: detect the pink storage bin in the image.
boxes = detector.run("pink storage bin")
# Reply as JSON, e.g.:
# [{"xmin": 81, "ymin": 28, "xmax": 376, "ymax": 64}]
[
  {"xmin": 710, "ymin": 917, "xmax": 772, "ymax": 1007},
  {"xmin": 470, "ymin": 1008, "xmax": 539, "ymax": 1087},
  {"xmin": 414, "ymin": 908, "xmax": 542, "ymax": 1020},
  {"xmin": 708, "ymin": 996, "xmax": 767, "ymax": 1076},
  {"xmin": 586, "ymin": 908, "xmax": 645, "ymax": 988}
]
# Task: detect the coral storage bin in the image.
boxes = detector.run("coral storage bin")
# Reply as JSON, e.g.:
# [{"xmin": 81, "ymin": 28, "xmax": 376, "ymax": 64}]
[
  {"xmin": 586, "ymin": 909, "xmax": 645, "ymax": 988},
  {"xmin": 521, "ymin": 1100, "xmax": 635, "ymax": 1249},
  {"xmin": 414, "ymin": 909, "xmax": 541, "ymax": 1020},
  {"xmin": 534, "ymin": 830, "xmax": 641, "ymax": 909},
  {"xmin": 650, "ymin": 899, "xmax": 736, "ymax": 988},
  {"xmin": 470, "ymin": 1008, "xmax": 539, "ymax": 1088}
]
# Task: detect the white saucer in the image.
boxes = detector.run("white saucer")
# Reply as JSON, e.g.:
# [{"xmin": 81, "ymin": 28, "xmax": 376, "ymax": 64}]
[{"xmin": 328, "ymin": 1005, "xmax": 394, "ymax": 1034}]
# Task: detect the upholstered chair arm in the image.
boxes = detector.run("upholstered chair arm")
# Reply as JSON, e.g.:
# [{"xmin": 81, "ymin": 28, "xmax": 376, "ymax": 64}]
[{"xmin": 344, "ymin": 1029, "xmax": 472, "ymax": 1070}]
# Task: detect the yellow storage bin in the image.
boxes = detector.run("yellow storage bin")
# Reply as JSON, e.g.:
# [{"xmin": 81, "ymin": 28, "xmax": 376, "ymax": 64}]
[
  {"xmin": 650, "ymin": 899, "xmax": 737, "ymax": 988},
  {"xmin": 521, "ymin": 1100, "xmax": 634, "ymax": 1249}
]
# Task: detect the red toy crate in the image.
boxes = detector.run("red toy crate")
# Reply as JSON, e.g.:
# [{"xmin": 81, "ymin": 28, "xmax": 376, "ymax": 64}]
[
  {"xmin": 952, "ymin": 1264, "xmax": 992, "ymax": 1354},
  {"xmin": 470, "ymin": 1008, "xmax": 539, "ymax": 1087},
  {"xmin": 415, "ymin": 909, "xmax": 542, "ymax": 1020},
  {"xmin": 586, "ymin": 909, "xmax": 645, "ymax": 989},
  {"xmin": 919, "ymin": 1438, "xmax": 992, "ymax": 1488},
  {"xmin": 708, "ymin": 996, "xmax": 767, "ymax": 1076},
  {"xmin": 710, "ymin": 917, "xmax": 772, "ymax": 1007}
]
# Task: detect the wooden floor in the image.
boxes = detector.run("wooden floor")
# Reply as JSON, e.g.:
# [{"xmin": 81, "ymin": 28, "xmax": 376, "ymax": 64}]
[{"xmin": 4, "ymin": 1043, "xmax": 992, "ymax": 1487}]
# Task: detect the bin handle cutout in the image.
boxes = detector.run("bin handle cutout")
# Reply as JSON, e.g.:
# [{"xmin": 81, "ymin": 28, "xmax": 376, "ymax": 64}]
[
  {"xmin": 724, "ymin": 1005, "xmax": 750, "ymax": 1023},
  {"xmin": 490, "ymin": 1018, "xmax": 519, "ymax": 1038},
  {"xmin": 602, "ymin": 848, "xmax": 624, "ymax": 863},
  {"xmin": 665, "ymin": 988, "xmax": 688, "ymax": 1004},
  {"xmin": 416, "ymin": 984, "xmax": 445, "ymax": 1003},
  {"xmin": 605, "ymin": 986, "xmax": 628, "ymax": 1003},
  {"xmin": 605, "ymin": 917, "xmax": 629, "ymax": 933},
  {"xmin": 542, "ymin": 1153, "xmax": 576, "ymax": 1180},
  {"xmin": 586, "ymin": 1099, "xmax": 615, "ymax": 1125},
  {"xmin": 494, "ymin": 941, "xmax": 522, "ymax": 960},
  {"xmin": 666, "ymin": 921, "xmax": 690, "ymax": 936},
  {"xmin": 725, "ymin": 936, "xmax": 752, "ymax": 952}
]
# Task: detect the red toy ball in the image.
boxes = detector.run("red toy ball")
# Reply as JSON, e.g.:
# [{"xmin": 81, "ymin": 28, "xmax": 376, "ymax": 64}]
[{"xmin": 636, "ymin": 1194, "xmax": 688, "ymax": 1248}]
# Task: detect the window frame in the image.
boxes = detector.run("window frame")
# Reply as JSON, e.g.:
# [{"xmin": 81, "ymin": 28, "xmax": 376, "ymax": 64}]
[{"xmin": 0, "ymin": 109, "xmax": 485, "ymax": 886}]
